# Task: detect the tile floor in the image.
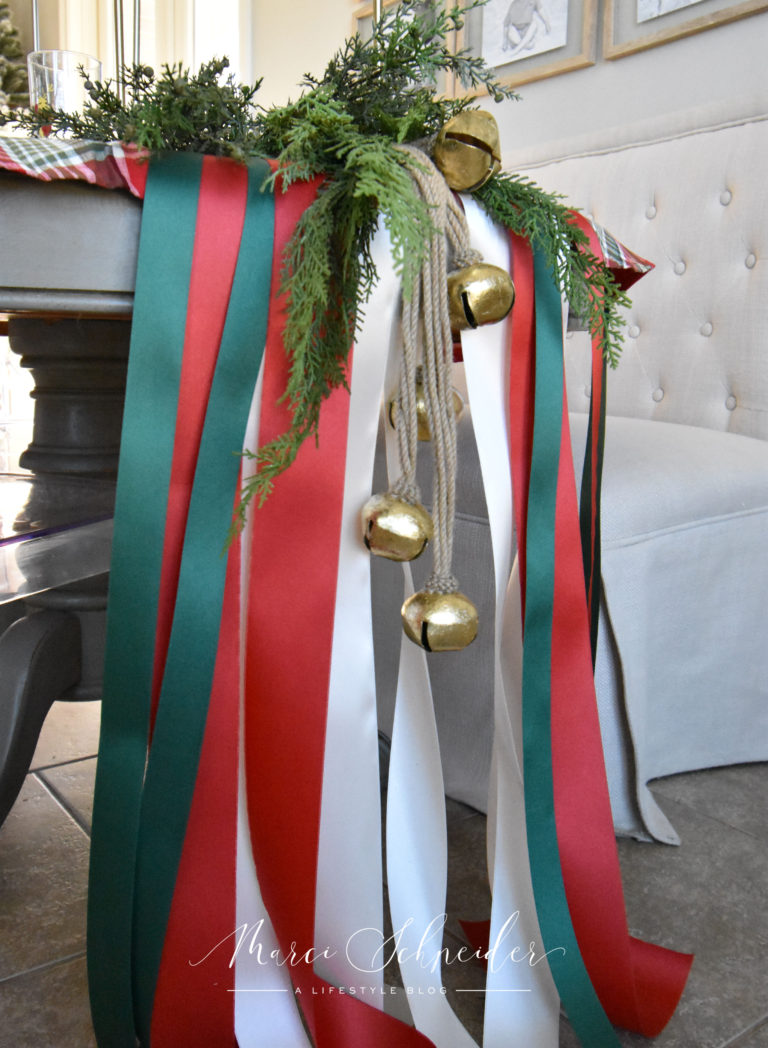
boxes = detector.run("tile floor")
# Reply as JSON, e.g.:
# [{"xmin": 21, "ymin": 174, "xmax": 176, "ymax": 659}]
[{"xmin": 0, "ymin": 699, "xmax": 766, "ymax": 1047}]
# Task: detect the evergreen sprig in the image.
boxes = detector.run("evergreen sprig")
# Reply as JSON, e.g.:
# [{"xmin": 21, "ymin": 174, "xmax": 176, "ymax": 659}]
[
  {"xmin": 240, "ymin": 0, "xmax": 516, "ymax": 510},
  {"xmin": 10, "ymin": 57, "xmax": 263, "ymax": 159},
  {"xmin": 475, "ymin": 172, "xmax": 631, "ymax": 366},
  {"xmin": 240, "ymin": 100, "xmax": 437, "ymax": 509}
]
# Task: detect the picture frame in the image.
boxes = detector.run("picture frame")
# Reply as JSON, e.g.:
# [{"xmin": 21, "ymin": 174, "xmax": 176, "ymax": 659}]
[
  {"xmin": 450, "ymin": 0, "xmax": 597, "ymax": 97},
  {"xmin": 604, "ymin": 0, "xmax": 768, "ymax": 60}
]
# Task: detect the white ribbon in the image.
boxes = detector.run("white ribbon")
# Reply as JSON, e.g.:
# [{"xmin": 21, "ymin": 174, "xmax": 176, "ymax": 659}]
[
  {"xmin": 314, "ymin": 226, "xmax": 401, "ymax": 995},
  {"xmin": 461, "ymin": 197, "xmax": 560, "ymax": 1047},
  {"xmin": 383, "ymin": 315, "xmax": 477, "ymax": 1044},
  {"xmin": 235, "ymin": 364, "xmax": 314, "ymax": 1046}
]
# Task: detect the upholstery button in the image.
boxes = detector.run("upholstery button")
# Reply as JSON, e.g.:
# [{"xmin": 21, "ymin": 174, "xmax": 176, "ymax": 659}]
[
  {"xmin": 700, "ymin": 321, "xmax": 713, "ymax": 337},
  {"xmin": 628, "ymin": 324, "xmax": 640, "ymax": 338},
  {"xmin": 645, "ymin": 205, "xmax": 657, "ymax": 219},
  {"xmin": 719, "ymin": 189, "xmax": 732, "ymax": 206},
  {"xmin": 652, "ymin": 388, "xmax": 664, "ymax": 403},
  {"xmin": 725, "ymin": 395, "xmax": 737, "ymax": 411},
  {"xmin": 673, "ymin": 260, "xmax": 686, "ymax": 275},
  {"xmin": 745, "ymin": 253, "xmax": 757, "ymax": 269}
]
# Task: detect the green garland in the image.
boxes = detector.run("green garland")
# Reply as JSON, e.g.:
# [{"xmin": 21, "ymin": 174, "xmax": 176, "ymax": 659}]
[{"xmin": 7, "ymin": 1, "xmax": 630, "ymax": 511}]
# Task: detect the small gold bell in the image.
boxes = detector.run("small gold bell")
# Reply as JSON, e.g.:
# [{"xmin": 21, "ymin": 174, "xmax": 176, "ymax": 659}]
[
  {"xmin": 432, "ymin": 110, "xmax": 502, "ymax": 193},
  {"xmin": 447, "ymin": 263, "xmax": 515, "ymax": 333},
  {"xmin": 401, "ymin": 590, "xmax": 479, "ymax": 652},
  {"xmin": 388, "ymin": 378, "xmax": 465, "ymax": 441},
  {"xmin": 361, "ymin": 493, "xmax": 433, "ymax": 562}
]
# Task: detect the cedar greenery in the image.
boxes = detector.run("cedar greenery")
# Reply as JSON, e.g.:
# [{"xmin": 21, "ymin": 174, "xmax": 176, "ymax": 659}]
[
  {"xmin": 6, "ymin": 0, "xmax": 630, "ymax": 510},
  {"xmin": 6, "ymin": 57, "xmax": 264, "ymax": 157},
  {"xmin": 475, "ymin": 173, "xmax": 631, "ymax": 367}
]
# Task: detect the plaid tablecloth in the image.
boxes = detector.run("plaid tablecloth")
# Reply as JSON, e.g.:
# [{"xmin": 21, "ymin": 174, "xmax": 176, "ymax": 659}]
[{"xmin": 0, "ymin": 135, "xmax": 149, "ymax": 197}]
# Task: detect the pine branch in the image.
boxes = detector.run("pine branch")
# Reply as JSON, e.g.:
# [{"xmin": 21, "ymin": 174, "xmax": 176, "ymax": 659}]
[
  {"xmin": 474, "ymin": 173, "xmax": 631, "ymax": 367},
  {"xmin": 9, "ymin": 58, "xmax": 263, "ymax": 158}
]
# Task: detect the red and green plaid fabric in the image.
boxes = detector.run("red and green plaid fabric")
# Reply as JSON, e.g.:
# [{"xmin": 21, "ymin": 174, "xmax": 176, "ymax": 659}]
[
  {"xmin": 589, "ymin": 220, "xmax": 652, "ymax": 289},
  {"xmin": 0, "ymin": 135, "xmax": 149, "ymax": 197}
]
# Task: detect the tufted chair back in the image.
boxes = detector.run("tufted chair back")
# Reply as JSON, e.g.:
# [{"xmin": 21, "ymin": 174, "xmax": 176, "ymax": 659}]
[{"xmin": 508, "ymin": 113, "xmax": 768, "ymax": 441}]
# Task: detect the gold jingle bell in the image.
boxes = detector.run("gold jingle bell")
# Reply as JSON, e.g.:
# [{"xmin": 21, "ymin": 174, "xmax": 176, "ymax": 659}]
[
  {"xmin": 432, "ymin": 110, "xmax": 502, "ymax": 193},
  {"xmin": 447, "ymin": 263, "xmax": 515, "ymax": 333},
  {"xmin": 361, "ymin": 493, "xmax": 433, "ymax": 562},
  {"xmin": 401, "ymin": 590, "xmax": 479, "ymax": 652},
  {"xmin": 388, "ymin": 379, "xmax": 465, "ymax": 442}
]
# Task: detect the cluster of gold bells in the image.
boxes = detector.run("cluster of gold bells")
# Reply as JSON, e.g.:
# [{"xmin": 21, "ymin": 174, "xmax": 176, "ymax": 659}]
[{"xmin": 360, "ymin": 111, "xmax": 515, "ymax": 654}]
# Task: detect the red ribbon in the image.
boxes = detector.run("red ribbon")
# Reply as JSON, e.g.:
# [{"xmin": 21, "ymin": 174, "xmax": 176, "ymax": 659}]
[
  {"xmin": 509, "ymin": 229, "xmax": 692, "ymax": 1036},
  {"xmin": 146, "ymin": 157, "xmax": 249, "ymax": 1044},
  {"xmin": 243, "ymin": 178, "xmax": 435, "ymax": 1046}
]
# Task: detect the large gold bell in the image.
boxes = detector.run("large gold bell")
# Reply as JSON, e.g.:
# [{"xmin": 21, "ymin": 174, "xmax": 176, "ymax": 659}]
[
  {"xmin": 401, "ymin": 590, "xmax": 479, "ymax": 652},
  {"xmin": 388, "ymin": 379, "xmax": 465, "ymax": 441},
  {"xmin": 361, "ymin": 493, "xmax": 433, "ymax": 561},
  {"xmin": 447, "ymin": 263, "xmax": 515, "ymax": 332},
  {"xmin": 432, "ymin": 110, "xmax": 501, "ymax": 193}
]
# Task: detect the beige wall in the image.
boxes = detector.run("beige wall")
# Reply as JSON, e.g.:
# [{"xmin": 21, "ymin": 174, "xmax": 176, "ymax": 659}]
[
  {"xmin": 6, "ymin": 0, "xmax": 35, "ymax": 50},
  {"xmin": 9, "ymin": 0, "xmax": 767, "ymax": 143},
  {"xmin": 495, "ymin": 10, "xmax": 768, "ymax": 164},
  {"xmin": 249, "ymin": 0, "xmax": 354, "ymax": 107},
  {"xmin": 248, "ymin": 1, "xmax": 768, "ymax": 153}
]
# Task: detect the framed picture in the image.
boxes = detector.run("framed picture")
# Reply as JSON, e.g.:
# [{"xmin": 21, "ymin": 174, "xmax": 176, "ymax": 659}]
[
  {"xmin": 604, "ymin": 0, "xmax": 768, "ymax": 59},
  {"xmin": 450, "ymin": 0, "xmax": 597, "ymax": 96}
]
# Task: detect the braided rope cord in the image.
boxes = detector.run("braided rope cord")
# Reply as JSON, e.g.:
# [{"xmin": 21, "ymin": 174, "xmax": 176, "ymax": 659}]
[{"xmin": 391, "ymin": 145, "xmax": 480, "ymax": 594}]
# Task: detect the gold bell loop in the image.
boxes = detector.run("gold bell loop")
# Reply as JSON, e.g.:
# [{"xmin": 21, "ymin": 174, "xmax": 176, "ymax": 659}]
[
  {"xmin": 432, "ymin": 110, "xmax": 502, "ymax": 193},
  {"xmin": 361, "ymin": 492, "xmax": 433, "ymax": 562},
  {"xmin": 401, "ymin": 590, "xmax": 479, "ymax": 652},
  {"xmin": 447, "ymin": 263, "xmax": 515, "ymax": 333}
]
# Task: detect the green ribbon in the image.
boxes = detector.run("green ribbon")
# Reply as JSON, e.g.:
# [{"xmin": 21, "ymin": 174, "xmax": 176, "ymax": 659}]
[
  {"xmin": 522, "ymin": 250, "xmax": 620, "ymax": 1045},
  {"xmin": 578, "ymin": 347, "xmax": 607, "ymax": 666},
  {"xmin": 88, "ymin": 151, "xmax": 203, "ymax": 1048},
  {"xmin": 87, "ymin": 153, "xmax": 275, "ymax": 1046},
  {"xmin": 132, "ymin": 157, "xmax": 273, "ymax": 1043}
]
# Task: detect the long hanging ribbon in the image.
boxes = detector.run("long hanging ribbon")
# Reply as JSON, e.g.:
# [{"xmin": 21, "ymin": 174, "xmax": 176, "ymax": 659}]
[
  {"xmin": 131, "ymin": 155, "xmax": 274, "ymax": 1043},
  {"xmin": 147, "ymin": 155, "xmax": 251, "ymax": 1047},
  {"xmin": 313, "ymin": 226, "xmax": 400, "ymax": 996},
  {"xmin": 520, "ymin": 247, "xmax": 622, "ymax": 1044},
  {"xmin": 579, "ymin": 344, "xmax": 606, "ymax": 665},
  {"xmin": 571, "ymin": 213, "xmax": 609, "ymax": 665},
  {"xmin": 88, "ymin": 152, "xmax": 276, "ymax": 1045},
  {"xmin": 87, "ymin": 151, "xmax": 205, "ymax": 1048},
  {"xmin": 243, "ymin": 180, "xmax": 436, "ymax": 1047},
  {"xmin": 572, "ymin": 210, "xmax": 653, "ymax": 664},
  {"xmin": 508, "ymin": 235, "xmax": 692, "ymax": 1038},
  {"xmin": 460, "ymin": 197, "xmax": 560, "ymax": 1048},
  {"xmin": 234, "ymin": 366, "xmax": 314, "ymax": 1047}
]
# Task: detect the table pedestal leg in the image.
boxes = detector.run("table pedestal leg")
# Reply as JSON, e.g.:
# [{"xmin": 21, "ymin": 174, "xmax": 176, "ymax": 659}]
[{"xmin": 0, "ymin": 317, "xmax": 130, "ymax": 825}]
